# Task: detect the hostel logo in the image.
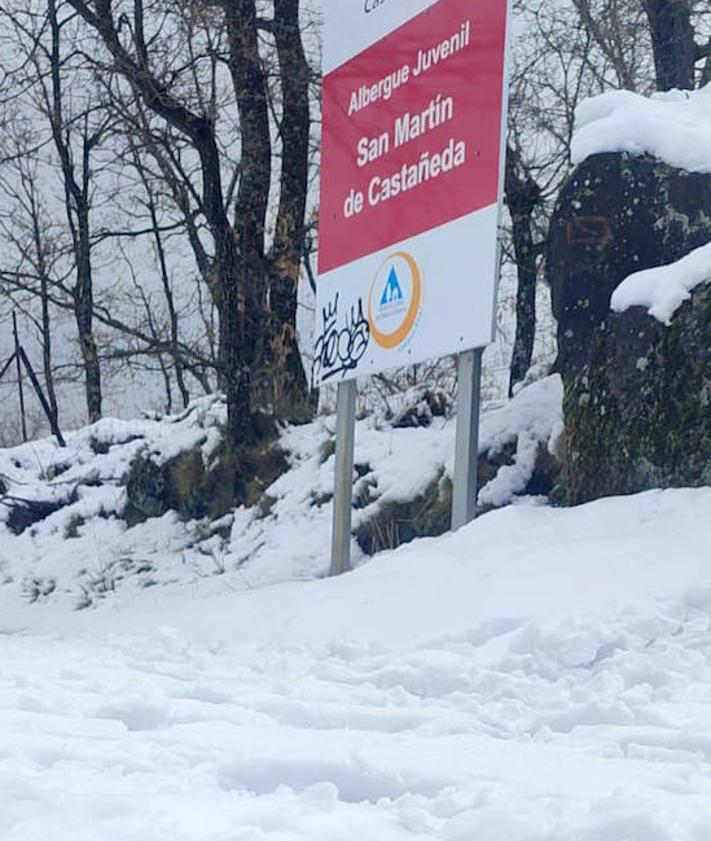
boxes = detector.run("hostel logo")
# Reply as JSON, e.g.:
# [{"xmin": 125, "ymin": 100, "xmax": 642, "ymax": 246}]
[
  {"xmin": 368, "ymin": 252, "xmax": 422, "ymax": 349},
  {"xmin": 380, "ymin": 267, "xmax": 404, "ymax": 305}
]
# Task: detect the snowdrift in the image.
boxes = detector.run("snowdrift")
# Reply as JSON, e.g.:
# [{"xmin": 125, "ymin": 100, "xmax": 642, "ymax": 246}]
[{"xmin": 1, "ymin": 486, "xmax": 710, "ymax": 840}]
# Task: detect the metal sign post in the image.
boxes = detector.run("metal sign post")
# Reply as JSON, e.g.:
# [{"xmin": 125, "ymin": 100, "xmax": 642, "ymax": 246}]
[
  {"xmin": 452, "ymin": 348, "xmax": 484, "ymax": 531},
  {"xmin": 330, "ymin": 379, "xmax": 357, "ymax": 575}
]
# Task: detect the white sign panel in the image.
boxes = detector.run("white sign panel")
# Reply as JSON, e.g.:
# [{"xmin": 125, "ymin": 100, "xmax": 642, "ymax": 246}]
[{"xmin": 315, "ymin": 0, "xmax": 510, "ymax": 385}]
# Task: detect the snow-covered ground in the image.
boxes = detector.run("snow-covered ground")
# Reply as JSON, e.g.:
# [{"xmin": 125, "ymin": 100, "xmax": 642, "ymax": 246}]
[{"xmin": 2, "ymin": 486, "xmax": 711, "ymax": 840}]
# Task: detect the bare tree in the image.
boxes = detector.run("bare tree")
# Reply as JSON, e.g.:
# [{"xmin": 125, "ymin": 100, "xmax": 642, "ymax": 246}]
[
  {"xmin": 263, "ymin": 0, "xmax": 312, "ymax": 417},
  {"xmin": 64, "ymin": 0, "xmax": 312, "ymax": 445},
  {"xmin": 643, "ymin": 0, "xmax": 696, "ymax": 90},
  {"xmin": 46, "ymin": 0, "xmax": 112, "ymax": 421},
  {"xmin": 0, "ymin": 151, "xmax": 62, "ymax": 435},
  {"xmin": 505, "ymin": 144, "xmax": 542, "ymax": 395},
  {"xmin": 0, "ymin": 0, "xmax": 113, "ymax": 422}
]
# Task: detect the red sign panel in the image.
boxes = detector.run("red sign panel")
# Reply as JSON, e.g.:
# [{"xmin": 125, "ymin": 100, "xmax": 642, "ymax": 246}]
[{"xmin": 319, "ymin": 0, "xmax": 508, "ymax": 275}]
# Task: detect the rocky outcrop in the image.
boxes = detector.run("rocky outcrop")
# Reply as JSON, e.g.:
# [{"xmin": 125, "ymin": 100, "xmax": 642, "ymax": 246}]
[
  {"xmin": 124, "ymin": 441, "xmax": 288, "ymax": 526},
  {"xmin": 548, "ymin": 152, "xmax": 711, "ymax": 504},
  {"xmin": 354, "ymin": 439, "xmax": 561, "ymax": 555}
]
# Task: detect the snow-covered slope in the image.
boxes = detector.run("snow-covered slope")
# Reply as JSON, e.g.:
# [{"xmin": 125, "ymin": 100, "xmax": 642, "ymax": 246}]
[
  {"xmin": 1, "ymin": 487, "xmax": 711, "ymax": 840},
  {"xmin": 0, "ymin": 376, "xmax": 562, "ymax": 608}
]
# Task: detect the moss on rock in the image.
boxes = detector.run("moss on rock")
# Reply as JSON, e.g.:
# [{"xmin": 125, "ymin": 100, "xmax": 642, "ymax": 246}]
[{"xmin": 123, "ymin": 433, "xmax": 288, "ymax": 526}]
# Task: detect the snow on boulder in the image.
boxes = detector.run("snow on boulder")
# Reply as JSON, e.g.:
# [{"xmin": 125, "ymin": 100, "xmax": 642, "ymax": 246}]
[
  {"xmin": 570, "ymin": 81, "xmax": 711, "ymax": 330},
  {"xmin": 612, "ymin": 238, "xmax": 711, "ymax": 324},
  {"xmin": 572, "ymin": 84, "xmax": 711, "ymax": 175},
  {"xmin": 477, "ymin": 375, "xmax": 563, "ymax": 509}
]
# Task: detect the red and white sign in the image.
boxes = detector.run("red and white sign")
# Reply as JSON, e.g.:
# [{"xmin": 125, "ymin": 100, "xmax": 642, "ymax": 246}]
[{"xmin": 315, "ymin": 0, "xmax": 510, "ymax": 385}]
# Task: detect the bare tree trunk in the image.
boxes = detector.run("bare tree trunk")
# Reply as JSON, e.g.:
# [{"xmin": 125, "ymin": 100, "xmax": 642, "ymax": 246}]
[
  {"xmin": 34, "ymin": 225, "xmax": 61, "ymax": 433},
  {"xmin": 643, "ymin": 0, "xmax": 696, "ymax": 90},
  {"xmin": 21, "ymin": 168, "xmax": 62, "ymax": 432},
  {"xmin": 701, "ymin": 39, "xmax": 711, "ymax": 87},
  {"xmin": 265, "ymin": 0, "xmax": 311, "ymax": 420},
  {"xmin": 12, "ymin": 312, "xmax": 28, "ymax": 442},
  {"xmin": 48, "ymin": 0, "xmax": 102, "ymax": 422},
  {"xmin": 505, "ymin": 145, "xmax": 542, "ymax": 396},
  {"xmin": 221, "ymin": 0, "xmax": 273, "ymax": 443},
  {"xmin": 39, "ymin": 276, "xmax": 60, "ymax": 430},
  {"xmin": 132, "ymin": 146, "xmax": 191, "ymax": 409},
  {"xmin": 74, "ymin": 193, "xmax": 102, "ymax": 424}
]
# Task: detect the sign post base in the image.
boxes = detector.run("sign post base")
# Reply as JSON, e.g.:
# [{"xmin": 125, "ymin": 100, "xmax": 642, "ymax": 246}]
[
  {"xmin": 452, "ymin": 348, "xmax": 483, "ymax": 531},
  {"xmin": 330, "ymin": 379, "xmax": 357, "ymax": 576}
]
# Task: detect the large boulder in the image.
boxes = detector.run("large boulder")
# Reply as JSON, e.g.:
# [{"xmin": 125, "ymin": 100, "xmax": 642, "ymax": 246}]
[{"xmin": 547, "ymin": 152, "xmax": 711, "ymax": 504}]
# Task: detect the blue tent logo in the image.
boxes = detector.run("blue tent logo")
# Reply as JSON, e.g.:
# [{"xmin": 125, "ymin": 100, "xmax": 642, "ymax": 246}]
[
  {"xmin": 380, "ymin": 266, "xmax": 404, "ymax": 306},
  {"xmin": 368, "ymin": 251, "xmax": 422, "ymax": 349}
]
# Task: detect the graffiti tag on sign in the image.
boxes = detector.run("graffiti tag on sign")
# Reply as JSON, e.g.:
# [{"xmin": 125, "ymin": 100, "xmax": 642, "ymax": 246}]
[{"xmin": 313, "ymin": 294, "xmax": 370, "ymax": 384}]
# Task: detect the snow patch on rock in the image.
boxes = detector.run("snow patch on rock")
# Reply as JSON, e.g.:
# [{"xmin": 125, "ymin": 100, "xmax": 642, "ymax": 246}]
[
  {"xmin": 611, "ymin": 239, "xmax": 711, "ymax": 323},
  {"xmin": 478, "ymin": 375, "xmax": 563, "ymax": 508}
]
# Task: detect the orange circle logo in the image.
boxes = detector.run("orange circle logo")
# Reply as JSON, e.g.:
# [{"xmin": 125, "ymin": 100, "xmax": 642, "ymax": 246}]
[{"xmin": 367, "ymin": 252, "xmax": 422, "ymax": 349}]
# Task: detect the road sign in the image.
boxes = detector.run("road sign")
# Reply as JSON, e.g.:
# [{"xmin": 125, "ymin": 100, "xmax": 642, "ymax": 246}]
[{"xmin": 316, "ymin": 0, "xmax": 510, "ymax": 386}]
